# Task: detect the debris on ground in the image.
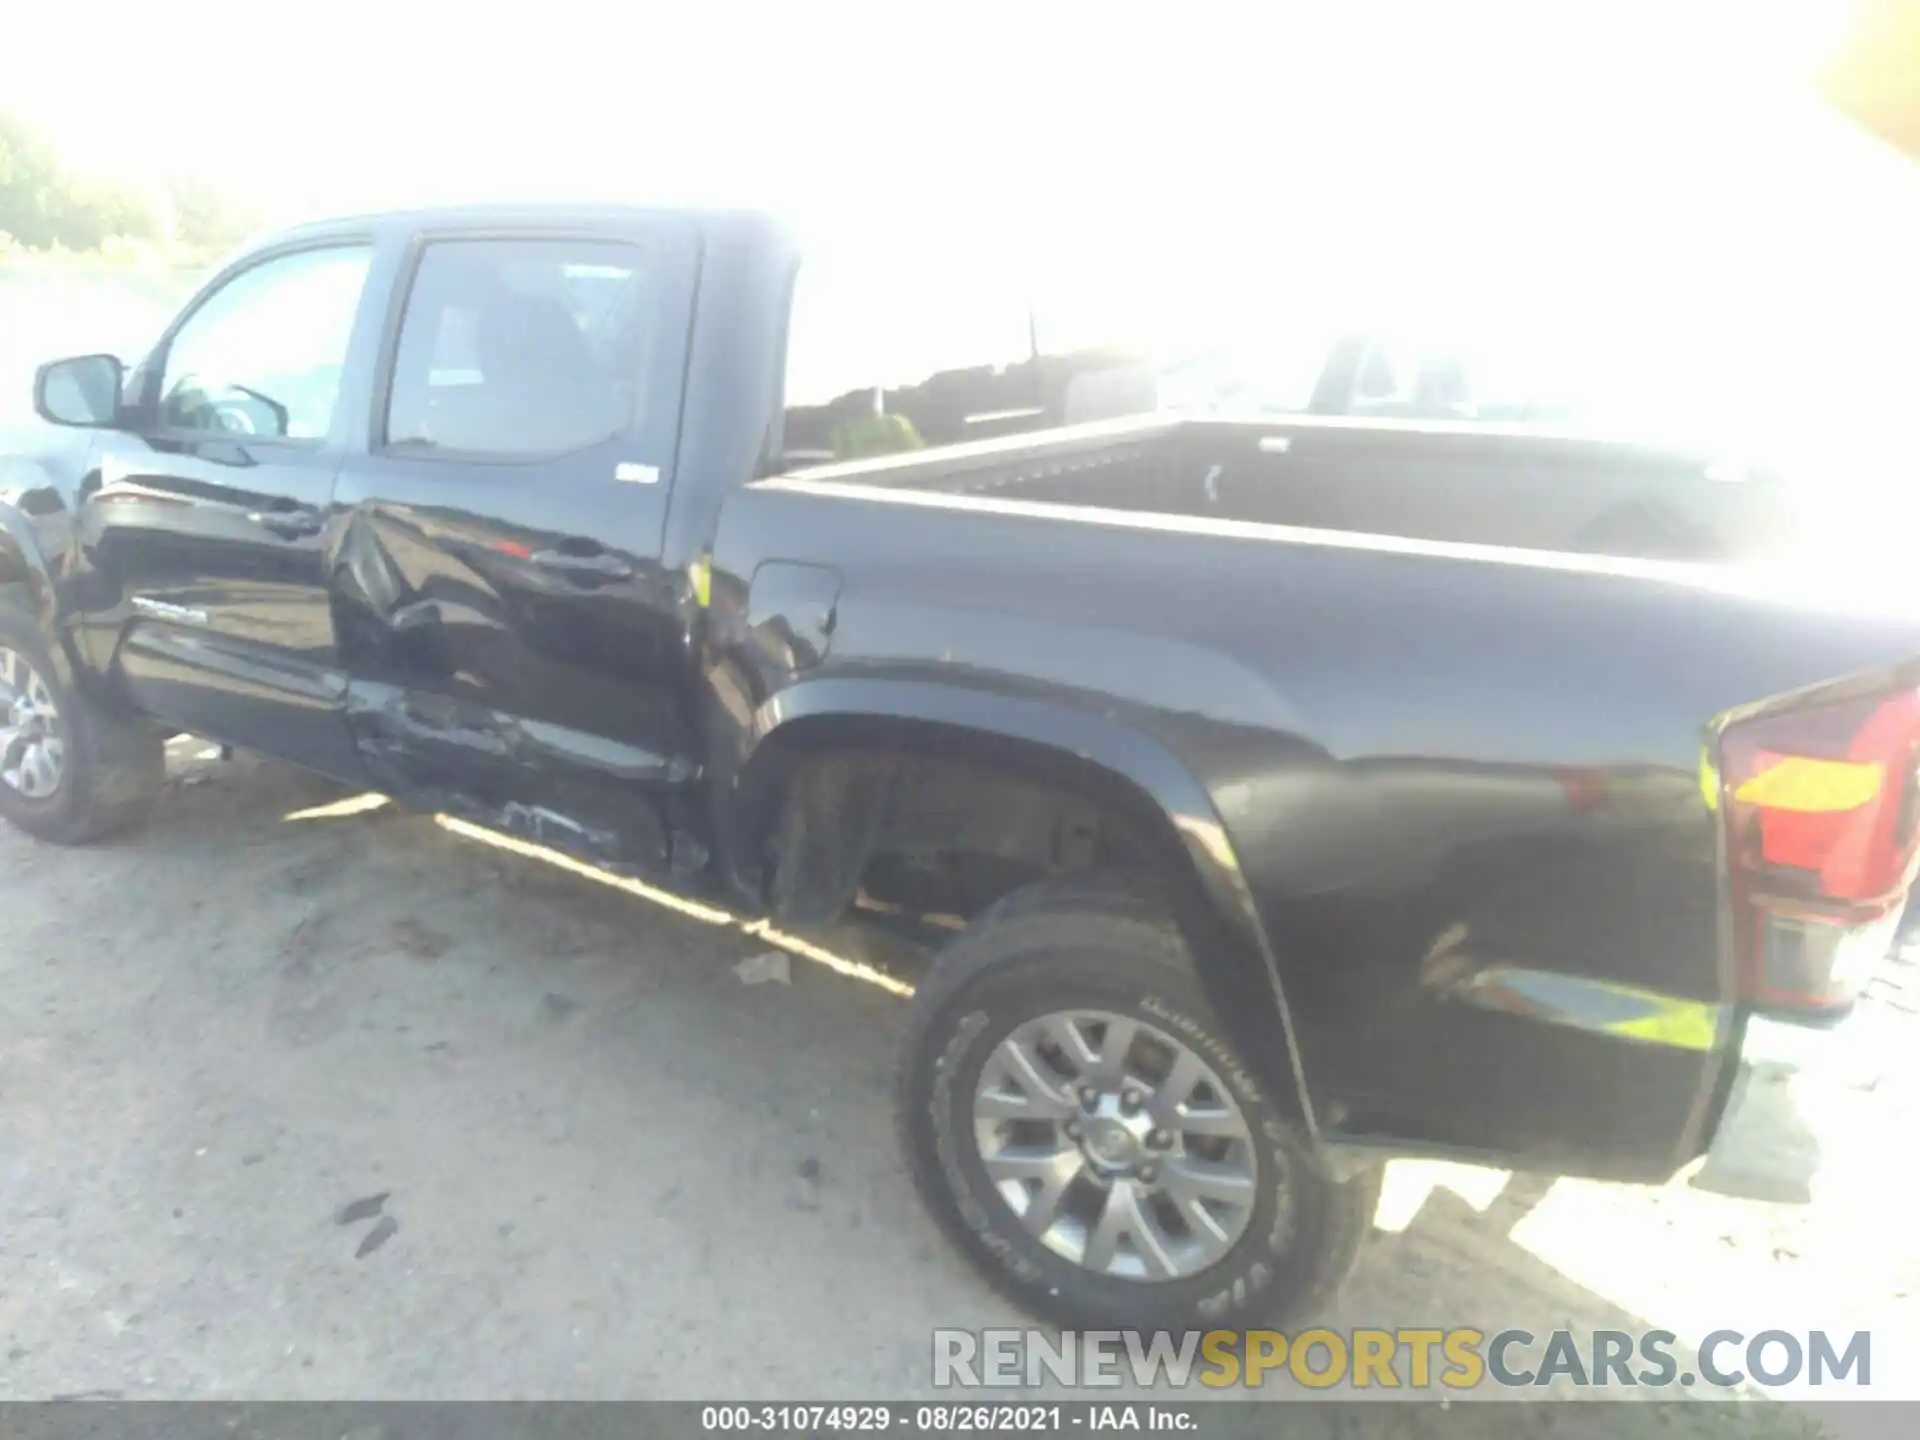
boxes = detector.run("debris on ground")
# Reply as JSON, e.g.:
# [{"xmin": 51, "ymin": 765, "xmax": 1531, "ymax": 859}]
[
  {"xmin": 354, "ymin": 1215, "xmax": 399, "ymax": 1259},
  {"xmin": 733, "ymin": 950, "xmax": 791, "ymax": 987},
  {"xmin": 336, "ymin": 1192, "xmax": 390, "ymax": 1226}
]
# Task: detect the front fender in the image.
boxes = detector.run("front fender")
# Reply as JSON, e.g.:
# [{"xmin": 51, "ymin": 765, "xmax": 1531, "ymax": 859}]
[
  {"xmin": 733, "ymin": 675, "xmax": 1321, "ymax": 1137},
  {"xmin": 0, "ymin": 492, "xmax": 71, "ymax": 676}
]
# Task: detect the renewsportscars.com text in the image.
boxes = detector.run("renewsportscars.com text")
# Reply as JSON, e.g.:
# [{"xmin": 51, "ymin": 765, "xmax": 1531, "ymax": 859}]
[{"xmin": 932, "ymin": 1327, "xmax": 1871, "ymax": 1391}]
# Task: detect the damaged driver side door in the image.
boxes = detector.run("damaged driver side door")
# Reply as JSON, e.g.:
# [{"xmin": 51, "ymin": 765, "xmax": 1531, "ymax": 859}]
[{"xmin": 328, "ymin": 221, "xmax": 701, "ymax": 871}]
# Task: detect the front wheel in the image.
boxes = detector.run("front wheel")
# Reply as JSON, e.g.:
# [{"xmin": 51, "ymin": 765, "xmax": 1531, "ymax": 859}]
[
  {"xmin": 0, "ymin": 611, "xmax": 164, "ymax": 845},
  {"xmin": 897, "ymin": 875, "xmax": 1379, "ymax": 1331}
]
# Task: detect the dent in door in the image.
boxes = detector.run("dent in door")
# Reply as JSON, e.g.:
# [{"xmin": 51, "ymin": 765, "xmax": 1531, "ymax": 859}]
[{"xmin": 332, "ymin": 503, "xmax": 685, "ymax": 865}]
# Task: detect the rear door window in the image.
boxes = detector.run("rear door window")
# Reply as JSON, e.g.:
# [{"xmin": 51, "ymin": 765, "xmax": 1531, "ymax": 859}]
[{"xmin": 384, "ymin": 239, "xmax": 656, "ymax": 458}]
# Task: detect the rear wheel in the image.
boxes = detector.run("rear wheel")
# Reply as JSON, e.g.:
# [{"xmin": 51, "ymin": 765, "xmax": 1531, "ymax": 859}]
[
  {"xmin": 897, "ymin": 874, "xmax": 1379, "ymax": 1330},
  {"xmin": 0, "ymin": 612, "xmax": 163, "ymax": 844}
]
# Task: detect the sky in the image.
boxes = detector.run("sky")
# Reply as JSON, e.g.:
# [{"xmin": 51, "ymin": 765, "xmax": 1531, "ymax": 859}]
[
  {"xmin": 5, "ymin": 2, "xmax": 1887, "ymax": 223},
  {"xmin": 7, "ymin": 0, "xmax": 1917, "ymax": 464}
]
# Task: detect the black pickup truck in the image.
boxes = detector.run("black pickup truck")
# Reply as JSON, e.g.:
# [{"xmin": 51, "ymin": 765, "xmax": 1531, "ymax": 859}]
[{"xmin": 4, "ymin": 204, "xmax": 1914, "ymax": 1330}]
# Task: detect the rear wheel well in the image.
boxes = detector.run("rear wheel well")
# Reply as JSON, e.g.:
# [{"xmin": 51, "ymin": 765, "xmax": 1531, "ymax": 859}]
[
  {"xmin": 759, "ymin": 729, "xmax": 1178, "ymax": 933},
  {"xmin": 751, "ymin": 720, "xmax": 1314, "ymax": 1131}
]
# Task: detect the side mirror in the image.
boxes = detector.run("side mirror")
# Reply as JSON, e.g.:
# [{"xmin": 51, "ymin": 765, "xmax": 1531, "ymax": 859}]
[{"xmin": 33, "ymin": 354, "xmax": 126, "ymax": 428}]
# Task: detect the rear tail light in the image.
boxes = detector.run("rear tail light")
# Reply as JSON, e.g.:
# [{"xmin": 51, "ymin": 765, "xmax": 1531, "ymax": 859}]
[{"xmin": 1718, "ymin": 686, "xmax": 1920, "ymax": 1015}]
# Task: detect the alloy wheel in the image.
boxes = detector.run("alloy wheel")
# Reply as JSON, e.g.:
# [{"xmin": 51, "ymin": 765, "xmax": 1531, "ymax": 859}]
[{"xmin": 972, "ymin": 1009, "xmax": 1262, "ymax": 1281}]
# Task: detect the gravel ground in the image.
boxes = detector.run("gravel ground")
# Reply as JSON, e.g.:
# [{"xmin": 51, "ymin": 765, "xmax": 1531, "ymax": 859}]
[{"xmin": 0, "ymin": 741, "xmax": 1912, "ymax": 1434}]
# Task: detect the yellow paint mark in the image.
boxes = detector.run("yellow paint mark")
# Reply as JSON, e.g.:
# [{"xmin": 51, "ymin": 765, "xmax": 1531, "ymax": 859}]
[
  {"xmin": 283, "ymin": 792, "xmax": 392, "ymax": 821},
  {"xmin": 1461, "ymin": 966, "xmax": 1724, "ymax": 1052},
  {"xmin": 1698, "ymin": 747, "xmax": 1719, "ymax": 813},
  {"xmin": 431, "ymin": 814, "xmax": 916, "ymax": 998},
  {"xmin": 1604, "ymin": 1002, "xmax": 1722, "ymax": 1053},
  {"xmin": 689, "ymin": 554, "xmax": 712, "ymax": 609},
  {"xmin": 1733, "ymin": 756, "xmax": 1883, "ymax": 813}
]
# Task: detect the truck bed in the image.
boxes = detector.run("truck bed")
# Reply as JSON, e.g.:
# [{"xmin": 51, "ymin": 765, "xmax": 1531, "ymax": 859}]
[{"xmin": 770, "ymin": 412, "xmax": 1800, "ymax": 563}]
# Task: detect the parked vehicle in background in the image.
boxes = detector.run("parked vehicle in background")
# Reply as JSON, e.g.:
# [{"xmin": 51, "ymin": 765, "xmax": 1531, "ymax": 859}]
[{"xmin": 2, "ymin": 204, "xmax": 1915, "ymax": 1328}]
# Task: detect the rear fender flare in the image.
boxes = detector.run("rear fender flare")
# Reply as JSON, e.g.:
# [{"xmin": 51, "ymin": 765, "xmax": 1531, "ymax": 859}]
[{"xmin": 733, "ymin": 676, "xmax": 1319, "ymax": 1137}]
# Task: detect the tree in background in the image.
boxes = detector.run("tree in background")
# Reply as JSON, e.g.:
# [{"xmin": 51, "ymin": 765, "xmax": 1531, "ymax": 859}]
[
  {"xmin": 0, "ymin": 110, "xmax": 251, "ymax": 257},
  {"xmin": 0, "ymin": 110, "xmax": 81, "ymax": 248},
  {"xmin": 165, "ymin": 173, "xmax": 258, "ymax": 255},
  {"xmin": 44, "ymin": 176, "xmax": 162, "ymax": 251}
]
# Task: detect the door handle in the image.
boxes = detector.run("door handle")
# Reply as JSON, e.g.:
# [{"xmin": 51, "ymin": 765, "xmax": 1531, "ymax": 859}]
[
  {"xmin": 249, "ymin": 505, "xmax": 325, "ymax": 539},
  {"xmin": 529, "ymin": 547, "xmax": 634, "ymax": 582}
]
